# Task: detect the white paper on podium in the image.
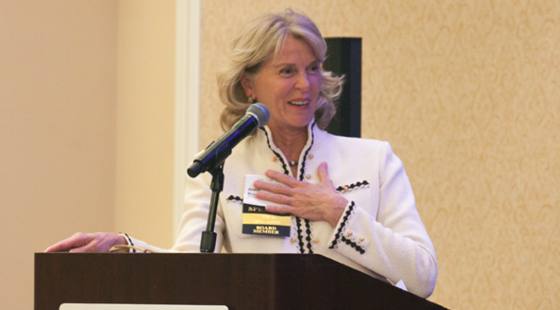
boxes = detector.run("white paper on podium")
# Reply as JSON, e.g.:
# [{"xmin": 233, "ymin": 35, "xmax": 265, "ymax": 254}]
[
  {"xmin": 395, "ymin": 280, "xmax": 408, "ymax": 291},
  {"xmin": 60, "ymin": 304, "xmax": 228, "ymax": 310}
]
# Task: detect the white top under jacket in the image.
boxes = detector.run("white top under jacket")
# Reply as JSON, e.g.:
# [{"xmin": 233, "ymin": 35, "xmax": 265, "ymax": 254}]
[{"xmin": 130, "ymin": 121, "xmax": 438, "ymax": 298}]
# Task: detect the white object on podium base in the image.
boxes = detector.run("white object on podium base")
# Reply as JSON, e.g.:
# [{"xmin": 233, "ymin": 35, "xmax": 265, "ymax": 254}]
[{"xmin": 60, "ymin": 304, "xmax": 228, "ymax": 310}]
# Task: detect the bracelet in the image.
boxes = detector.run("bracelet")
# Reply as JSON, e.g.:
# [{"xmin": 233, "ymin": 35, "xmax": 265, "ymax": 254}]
[
  {"xmin": 109, "ymin": 244, "xmax": 155, "ymax": 253},
  {"xmin": 118, "ymin": 232, "xmax": 136, "ymax": 253}
]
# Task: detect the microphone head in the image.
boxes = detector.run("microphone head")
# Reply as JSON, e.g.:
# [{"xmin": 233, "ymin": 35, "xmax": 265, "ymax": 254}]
[{"xmin": 246, "ymin": 103, "xmax": 270, "ymax": 127}]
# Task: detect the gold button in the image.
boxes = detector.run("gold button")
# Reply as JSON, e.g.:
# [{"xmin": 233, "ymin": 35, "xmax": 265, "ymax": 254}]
[
  {"xmin": 290, "ymin": 238, "xmax": 296, "ymax": 244},
  {"xmin": 313, "ymin": 238, "xmax": 320, "ymax": 244},
  {"xmin": 271, "ymin": 157, "xmax": 277, "ymax": 162},
  {"xmin": 359, "ymin": 237, "xmax": 364, "ymax": 242},
  {"xmin": 347, "ymin": 231, "xmax": 353, "ymax": 237},
  {"xmin": 343, "ymin": 186, "xmax": 349, "ymax": 193},
  {"xmin": 309, "ymin": 154, "xmax": 314, "ymax": 159},
  {"xmin": 306, "ymin": 174, "xmax": 311, "ymax": 179}
]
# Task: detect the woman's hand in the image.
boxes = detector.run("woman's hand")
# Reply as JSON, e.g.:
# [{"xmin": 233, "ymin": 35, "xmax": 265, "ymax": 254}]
[
  {"xmin": 253, "ymin": 162, "xmax": 348, "ymax": 227},
  {"xmin": 44, "ymin": 232, "xmax": 127, "ymax": 253}
]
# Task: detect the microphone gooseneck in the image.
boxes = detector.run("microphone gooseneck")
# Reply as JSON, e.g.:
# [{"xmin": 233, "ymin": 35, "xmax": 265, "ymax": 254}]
[{"xmin": 187, "ymin": 103, "xmax": 270, "ymax": 178}]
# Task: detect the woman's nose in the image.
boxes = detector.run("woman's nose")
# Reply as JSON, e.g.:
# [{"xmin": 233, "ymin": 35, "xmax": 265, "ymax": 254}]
[{"xmin": 295, "ymin": 72, "xmax": 310, "ymax": 91}]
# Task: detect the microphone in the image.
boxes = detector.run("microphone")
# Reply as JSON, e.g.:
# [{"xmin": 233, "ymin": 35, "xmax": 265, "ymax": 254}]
[{"xmin": 187, "ymin": 103, "xmax": 270, "ymax": 178}]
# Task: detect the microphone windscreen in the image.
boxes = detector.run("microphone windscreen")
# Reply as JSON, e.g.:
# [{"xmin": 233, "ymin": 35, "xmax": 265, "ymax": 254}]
[{"xmin": 246, "ymin": 103, "xmax": 270, "ymax": 127}]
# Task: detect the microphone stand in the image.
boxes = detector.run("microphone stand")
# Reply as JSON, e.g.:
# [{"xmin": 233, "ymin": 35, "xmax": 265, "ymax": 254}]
[
  {"xmin": 191, "ymin": 104, "xmax": 269, "ymax": 253},
  {"xmin": 200, "ymin": 164, "xmax": 224, "ymax": 253}
]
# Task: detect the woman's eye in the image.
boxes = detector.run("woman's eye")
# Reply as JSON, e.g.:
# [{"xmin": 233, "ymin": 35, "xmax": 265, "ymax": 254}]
[
  {"xmin": 307, "ymin": 63, "xmax": 320, "ymax": 74},
  {"xmin": 280, "ymin": 68, "xmax": 294, "ymax": 75}
]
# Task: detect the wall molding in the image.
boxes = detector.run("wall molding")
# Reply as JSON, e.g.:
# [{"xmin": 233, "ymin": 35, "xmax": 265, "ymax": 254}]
[{"xmin": 174, "ymin": 0, "xmax": 201, "ymax": 238}]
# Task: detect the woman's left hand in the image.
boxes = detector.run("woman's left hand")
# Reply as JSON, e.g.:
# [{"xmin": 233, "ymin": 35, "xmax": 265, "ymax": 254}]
[{"xmin": 253, "ymin": 162, "xmax": 348, "ymax": 227}]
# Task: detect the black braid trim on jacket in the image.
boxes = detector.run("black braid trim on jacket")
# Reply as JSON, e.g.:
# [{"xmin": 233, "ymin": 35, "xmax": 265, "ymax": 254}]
[
  {"xmin": 295, "ymin": 217, "xmax": 305, "ymax": 254},
  {"xmin": 262, "ymin": 127, "xmax": 305, "ymax": 252},
  {"xmin": 299, "ymin": 121, "xmax": 316, "ymax": 179},
  {"xmin": 298, "ymin": 121, "xmax": 316, "ymax": 254},
  {"xmin": 261, "ymin": 124, "xmax": 317, "ymax": 254},
  {"xmin": 260, "ymin": 127, "xmax": 289, "ymax": 175},
  {"xmin": 226, "ymin": 195, "xmax": 243, "ymax": 203},
  {"xmin": 336, "ymin": 180, "xmax": 370, "ymax": 193},
  {"xmin": 341, "ymin": 236, "xmax": 365, "ymax": 254},
  {"xmin": 329, "ymin": 201, "xmax": 355, "ymax": 249},
  {"xmin": 304, "ymin": 219, "xmax": 314, "ymax": 254}
]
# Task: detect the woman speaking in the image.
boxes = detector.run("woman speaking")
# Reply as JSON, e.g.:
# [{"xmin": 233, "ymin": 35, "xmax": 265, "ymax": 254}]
[{"xmin": 46, "ymin": 8, "xmax": 438, "ymax": 298}]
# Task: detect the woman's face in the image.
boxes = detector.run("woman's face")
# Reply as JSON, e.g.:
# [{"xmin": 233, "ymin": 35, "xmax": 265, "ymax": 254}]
[{"xmin": 242, "ymin": 36, "xmax": 322, "ymax": 134}]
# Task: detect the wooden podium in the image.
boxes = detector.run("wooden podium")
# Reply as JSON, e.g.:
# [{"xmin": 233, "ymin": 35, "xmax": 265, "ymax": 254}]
[{"xmin": 35, "ymin": 253, "xmax": 447, "ymax": 310}]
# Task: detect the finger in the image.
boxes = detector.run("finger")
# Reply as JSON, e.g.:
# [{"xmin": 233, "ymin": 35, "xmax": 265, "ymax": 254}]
[
  {"xmin": 255, "ymin": 190, "xmax": 292, "ymax": 205},
  {"xmin": 45, "ymin": 233, "xmax": 89, "ymax": 252},
  {"xmin": 45, "ymin": 241, "xmax": 67, "ymax": 252},
  {"xmin": 317, "ymin": 162, "xmax": 329, "ymax": 183},
  {"xmin": 253, "ymin": 180, "xmax": 292, "ymax": 196},
  {"xmin": 264, "ymin": 170, "xmax": 300, "ymax": 187},
  {"xmin": 68, "ymin": 245, "xmax": 92, "ymax": 253},
  {"xmin": 45, "ymin": 244, "xmax": 70, "ymax": 253},
  {"xmin": 70, "ymin": 240, "xmax": 101, "ymax": 253},
  {"xmin": 265, "ymin": 204, "xmax": 294, "ymax": 215}
]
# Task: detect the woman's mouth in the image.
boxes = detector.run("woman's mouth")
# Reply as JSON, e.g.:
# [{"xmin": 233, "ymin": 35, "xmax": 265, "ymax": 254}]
[{"xmin": 288, "ymin": 100, "xmax": 309, "ymax": 106}]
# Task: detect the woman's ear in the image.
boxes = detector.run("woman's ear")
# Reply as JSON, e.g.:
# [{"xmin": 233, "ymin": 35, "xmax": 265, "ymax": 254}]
[{"xmin": 240, "ymin": 74, "xmax": 253, "ymax": 97}]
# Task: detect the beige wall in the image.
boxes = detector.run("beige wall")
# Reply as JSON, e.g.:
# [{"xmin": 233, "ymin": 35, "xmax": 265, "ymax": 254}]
[
  {"xmin": 3, "ymin": 0, "xmax": 559, "ymax": 309},
  {"xmin": 200, "ymin": 1, "xmax": 560, "ymax": 309},
  {"xmin": 115, "ymin": 0, "xmax": 176, "ymax": 249},
  {"xmin": 0, "ymin": 0, "xmax": 118, "ymax": 308},
  {"xmin": 0, "ymin": 0, "xmax": 177, "ymax": 308}
]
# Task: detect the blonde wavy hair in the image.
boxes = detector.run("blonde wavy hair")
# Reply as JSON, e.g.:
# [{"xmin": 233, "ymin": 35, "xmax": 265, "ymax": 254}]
[{"xmin": 217, "ymin": 9, "xmax": 344, "ymax": 131}]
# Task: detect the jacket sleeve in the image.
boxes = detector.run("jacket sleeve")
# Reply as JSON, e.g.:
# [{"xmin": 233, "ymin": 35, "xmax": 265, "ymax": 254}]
[{"xmin": 327, "ymin": 142, "xmax": 438, "ymax": 298}]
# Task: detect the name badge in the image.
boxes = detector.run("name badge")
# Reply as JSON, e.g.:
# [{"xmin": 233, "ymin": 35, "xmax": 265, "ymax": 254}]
[{"xmin": 242, "ymin": 175, "xmax": 291, "ymax": 237}]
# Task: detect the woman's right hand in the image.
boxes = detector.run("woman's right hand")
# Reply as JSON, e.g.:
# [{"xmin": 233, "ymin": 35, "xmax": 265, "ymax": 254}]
[{"xmin": 44, "ymin": 232, "xmax": 127, "ymax": 253}]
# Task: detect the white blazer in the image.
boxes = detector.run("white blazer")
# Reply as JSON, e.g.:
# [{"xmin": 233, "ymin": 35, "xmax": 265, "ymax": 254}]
[{"xmin": 131, "ymin": 121, "xmax": 438, "ymax": 298}]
